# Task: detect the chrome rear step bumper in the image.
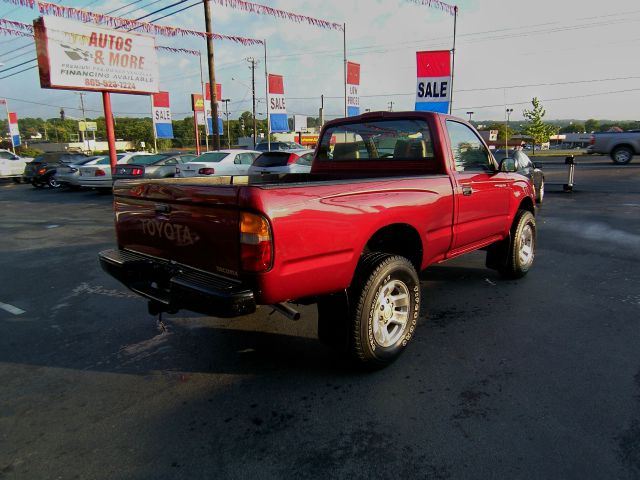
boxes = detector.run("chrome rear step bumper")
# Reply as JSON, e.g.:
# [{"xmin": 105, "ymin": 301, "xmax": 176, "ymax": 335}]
[{"xmin": 98, "ymin": 249, "xmax": 256, "ymax": 318}]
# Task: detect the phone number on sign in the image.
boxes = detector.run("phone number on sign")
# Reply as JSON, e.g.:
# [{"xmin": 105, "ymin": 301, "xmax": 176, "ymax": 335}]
[{"xmin": 84, "ymin": 79, "xmax": 137, "ymax": 90}]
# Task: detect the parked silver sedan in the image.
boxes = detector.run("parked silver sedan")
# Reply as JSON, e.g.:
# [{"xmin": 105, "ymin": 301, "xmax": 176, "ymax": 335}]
[
  {"xmin": 55, "ymin": 155, "xmax": 115, "ymax": 189},
  {"xmin": 78, "ymin": 152, "xmax": 152, "ymax": 190},
  {"xmin": 112, "ymin": 153, "xmax": 197, "ymax": 181},
  {"xmin": 247, "ymin": 149, "xmax": 314, "ymax": 175}
]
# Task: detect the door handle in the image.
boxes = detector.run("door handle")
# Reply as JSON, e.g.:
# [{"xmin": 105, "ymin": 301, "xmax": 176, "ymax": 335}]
[{"xmin": 462, "ymin": 186, "xmax": 473, "ymax": 196}]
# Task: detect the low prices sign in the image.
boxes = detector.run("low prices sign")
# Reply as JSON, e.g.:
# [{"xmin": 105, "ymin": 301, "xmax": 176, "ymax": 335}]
[
  {"xmin": 33, "ymin": 16, "xmax": 159, "ymax": 94},
  {"xmin": 152, "ymin": 91, "xmax": 173, "ymax": 139},
  {"xmin": 268, "ymin": 74, "xmax": 288, "ymax": 133},
  {"xmin": 205, "ymin": 83, "xmax": 223, "ymax": 135},
  {"xmin": 346, "ymin": 61, "xmax": 360, "ymax": 117},
  {"xmin": 415, "ymin": 50, "xmax": 451, "ymax": 114}
]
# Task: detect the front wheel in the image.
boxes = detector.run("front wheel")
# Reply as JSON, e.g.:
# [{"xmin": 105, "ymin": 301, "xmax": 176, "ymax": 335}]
[
  {"xmin": 350, "ymin": 253, "xmax": 420, "ymax": 368},
  {"xmin": 611, "ymin": 146, "xmax": 633, "ymax": 165},
  {"xmin": 498, "ymin": 210, "xmax": 536, "ymax": 279}
]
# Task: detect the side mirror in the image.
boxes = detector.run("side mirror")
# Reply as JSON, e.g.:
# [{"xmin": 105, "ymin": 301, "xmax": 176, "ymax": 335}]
[{"xmin": 499, "ymin": 157, "xmax": 517, "ymax": 173}]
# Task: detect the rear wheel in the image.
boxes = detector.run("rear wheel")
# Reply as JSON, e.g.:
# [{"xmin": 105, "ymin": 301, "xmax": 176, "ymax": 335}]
[
  {"xmin": 611, "ymin": 146, "xmax": 633, "ymax": 165},
  {"xmin": 31, "ymin": 179, "xmax": 45, "ymax": 189},
  {"xmin": 47, "ymin": 175, "xmax": 60, "ymax": 188},
  {"xmin": 318, "ymin": 253, "xmax": 420, "ymax": 368}
]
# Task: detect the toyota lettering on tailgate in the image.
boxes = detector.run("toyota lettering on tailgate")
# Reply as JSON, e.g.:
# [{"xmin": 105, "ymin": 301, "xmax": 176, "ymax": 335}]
[{"xmin": 140, "ymin": 219, "xmax": 199, "ymax": 246}]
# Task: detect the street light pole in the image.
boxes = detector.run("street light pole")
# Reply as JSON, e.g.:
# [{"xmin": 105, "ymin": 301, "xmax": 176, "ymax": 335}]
[
  {"xmin": 505, "ymin": 108, "xmax": 513, "ymax": 152},
  {"xmin": 221, "ymin": 98, "xmax": 231, "ymax": 148}
]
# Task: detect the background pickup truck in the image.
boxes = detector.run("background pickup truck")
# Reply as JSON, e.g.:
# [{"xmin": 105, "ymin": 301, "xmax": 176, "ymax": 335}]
[
  {"xmin": 589, "ymin": 130, "xmax": 640, "ymax": 164},
  {"xmin": 99, "ymin": 111, "xmax": 537, "ymax": 368}
]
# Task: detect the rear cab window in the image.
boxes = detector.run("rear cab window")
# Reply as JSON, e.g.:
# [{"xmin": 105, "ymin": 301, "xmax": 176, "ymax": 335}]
[{"xmin": 315, "ymin": 118, "xmax": 442, "ymax": 174}]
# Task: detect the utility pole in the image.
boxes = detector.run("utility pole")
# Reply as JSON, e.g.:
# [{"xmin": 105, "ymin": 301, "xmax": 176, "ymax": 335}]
[
  {"xmin": 246, "ymin": 57, "xmax": 259, "ymax": 148},
  {"xmin": 319, "ymin": 94, "xmax": 324, "ymax": 127},
  {"xmin": 466, "ymin": 111, "xmax": 474, "ymax": 122},
  {"xmin": 78, "ymin": 92, "xmax": 86, "ymax": 146},
  {"xmin": 221, "ymin": 98, "xmax": 231, "ymax": 148},
  {"xmin": 203, "ymin": 0, "xmax": 221, "ymax": 150},
  {"xmin": 388, "ymin": 101, "xmax": 394, "ymax": 112}
]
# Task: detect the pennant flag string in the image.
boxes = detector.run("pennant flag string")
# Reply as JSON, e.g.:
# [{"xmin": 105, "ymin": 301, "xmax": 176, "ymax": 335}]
[
  {"xmin": 210, "ymin": 0, "xmax": 344, "ymax": 31},
  {"xmin": 0, "ymin": 20, "xmax": 202, "ymax": 57},
  {"xmin": 37, "ymin": 1, "xmax": 264, "ymax": 44},
  {"xmin": 156, "ymin": 45, "xmax": 200, "ymax": 56},
  {"xmin": 0, "ymin": 0, "xmax": 264, "ymax": 44},
  {"xmin": 404, "ymin": 0, "xmax": 457, "ymax": 16},
  {"xmin": 0, "ymin": 25, "xmax": 33, "ymax": 37},
  {"xmin": 0, "ymin": 18, "xmax": 34, "ymax": 32}
]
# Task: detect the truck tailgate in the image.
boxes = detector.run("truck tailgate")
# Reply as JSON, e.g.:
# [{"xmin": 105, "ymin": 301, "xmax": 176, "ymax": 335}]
[{"xmin": 112, "ymin": 177, "xmax": 243, "ymax": 277}]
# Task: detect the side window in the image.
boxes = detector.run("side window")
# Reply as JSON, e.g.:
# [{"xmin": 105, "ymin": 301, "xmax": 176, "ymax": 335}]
[
  {"xmin": 446, "ymin": 121, "xmax": 494, "ymax": 173},
  {"xmin": 0, "ymin": 151, "xmax": 14, "ymax": 159},
  {"xmin": 296, "ymin": 152, "xmax": 314, "ymax": 166},
  {"xmin": 239, "ymin": 153, "xmax": 253, "ymax": 165},
  {"xmin": 163, "ymin": 159, "xmax": 178, "ymax": 165}
]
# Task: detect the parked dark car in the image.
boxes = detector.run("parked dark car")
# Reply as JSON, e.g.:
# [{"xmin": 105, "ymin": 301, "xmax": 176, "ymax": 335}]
[
  {"xmin": 492, "ymin": 149, "xmax": 545, "ymax": 203},
  {"xmin": 23, "ymin": 151, "xmax": 90, "ymax": 188},
  {"xmin": 112, "ymin": 153, "xmax": 196, "ymax": 180}
]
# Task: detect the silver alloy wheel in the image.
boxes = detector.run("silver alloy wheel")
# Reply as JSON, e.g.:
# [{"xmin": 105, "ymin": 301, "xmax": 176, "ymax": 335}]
[
  {"xmin": 519, "ymin": 223, "xmax": 535, "ymax": 268},
  {"xmin": 372, "ymin": 279, "xmax": 410, "ymax": 347}
]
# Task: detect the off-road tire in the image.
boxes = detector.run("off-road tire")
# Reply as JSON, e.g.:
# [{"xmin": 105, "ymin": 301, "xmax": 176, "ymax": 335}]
[
  {"xmin": 349, "ymin": 253, "xmax": 420, "ymax": 368},
  {"xmin": 497, "ymin": 210, "xmax": 536, "ymax": 279}
]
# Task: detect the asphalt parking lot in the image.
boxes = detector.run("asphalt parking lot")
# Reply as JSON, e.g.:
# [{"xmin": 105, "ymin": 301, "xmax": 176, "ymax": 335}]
[{"xmin": 1, "ymin": 155, "xmax": 639, "ymax": 479}]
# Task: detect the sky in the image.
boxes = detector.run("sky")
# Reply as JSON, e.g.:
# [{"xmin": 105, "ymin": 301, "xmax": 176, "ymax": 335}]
[{"xmin": 2, "ymin": 0, "xmax": 640, "ymax": 123}]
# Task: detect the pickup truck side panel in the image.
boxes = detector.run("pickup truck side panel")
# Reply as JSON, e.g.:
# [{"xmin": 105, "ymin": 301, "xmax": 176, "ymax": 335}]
[{"xmin": 238, "ymin": 176, "xmax": 455, "ymax": 304}]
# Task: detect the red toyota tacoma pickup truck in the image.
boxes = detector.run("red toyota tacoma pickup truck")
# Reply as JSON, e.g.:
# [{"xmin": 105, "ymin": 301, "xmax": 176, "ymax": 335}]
[{"xmin": 99, "ymin": 111, "xmax": 537, "ymax": 368}]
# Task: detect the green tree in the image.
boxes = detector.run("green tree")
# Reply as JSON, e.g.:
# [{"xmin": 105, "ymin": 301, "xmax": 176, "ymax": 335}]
[
  {"xmin": 559, "ymin": 123, "xmax": 585, "ymax": 134},
  {"xmin": 522, "ymin": 97, "xmax": 556, "ymax": 153},
  {"xmin": 584, "ymin": 119, "xmax": 600, "ymax": 133}
]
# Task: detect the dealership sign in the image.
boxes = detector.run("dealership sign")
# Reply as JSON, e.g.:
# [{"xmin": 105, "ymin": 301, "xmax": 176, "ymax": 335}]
[
  {"xmin": 268, "ymin": 74, "xmax": 288, "ymax": 133},
  {"xmin": 33, "ymin": 16, "xmax": 159, "ymax": 94},
  {"xmin": 152, "ymin": 91, "xmax": 173, "ymax": 139},
  {"xmin": 415, "ymin": 50, "xmax": 451, "ymax": 114},
  {"xmin": 346, "ymin": 61, "xmax": 360, "ymax": 117}
]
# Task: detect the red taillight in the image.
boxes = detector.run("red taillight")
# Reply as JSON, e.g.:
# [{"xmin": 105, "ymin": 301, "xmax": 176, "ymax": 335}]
[
  {"xmin": 198, "ymin": 167, "xmax": 215, "ymax": 175},
  {"xmin": 589, "ymin": 135, "xmax": 595, "ymax": 145},
  {"xmin": 287, "ymin": 153, "xmax": 300, "ymax": 165},
  {"xmin": 131, "ymin": 168, "xmax": 144, "ymax": 176},
  {"xmin": 240, "ymin": 212, "xmax": 272, "ymax": 272},
  {"xmin": 95, "ymin": 168, "xmax": 106, "ymax": 176},
  {"xmin": 37, "ymin": 167, "xmax": 47, "ymax": 175}
]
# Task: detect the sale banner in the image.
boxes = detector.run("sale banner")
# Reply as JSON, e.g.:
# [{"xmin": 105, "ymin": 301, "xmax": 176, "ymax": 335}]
[
  {"xmin": 415, "ymin": 50, "xmax": 451, "ymax": 114},
  {"xmin": 204, "ymin": 83, "xmax": 223, "ymax": 135},
  {"xmin": 346, "ymin": 61, "xmax": 360, "ymax": 117},
  {"xmin": 268, "ymin": 74, "xmax": 288, "ymax": 133},
  {"xmin": 152, "ymin": 91, "xmax": 173, "ymax": 139},
  {"xmin": 8, "ymin": 112, "xmax": 20, "ymax": 147}
]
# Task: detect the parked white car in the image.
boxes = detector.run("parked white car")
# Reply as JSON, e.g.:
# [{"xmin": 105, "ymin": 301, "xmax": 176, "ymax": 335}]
[
  {"xmin": 247, "ymin": 150, "xmax": 314, "ymax": 175},
  {"xmin": 177, "ymin": 150, "xmax": 260, "ymax": 177},
  {"xmin": 0, "ymin": 149, "xmax": 32, "ymax": 181}
]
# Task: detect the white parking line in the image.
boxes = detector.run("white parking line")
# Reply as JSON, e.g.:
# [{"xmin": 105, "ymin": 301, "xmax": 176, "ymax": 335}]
[{"xmin": 0, "ymin": 302, "xmax": 25, "ymax": 315}]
